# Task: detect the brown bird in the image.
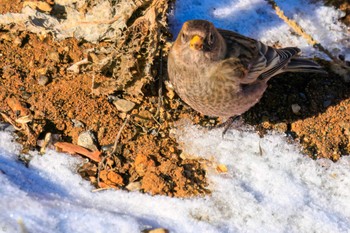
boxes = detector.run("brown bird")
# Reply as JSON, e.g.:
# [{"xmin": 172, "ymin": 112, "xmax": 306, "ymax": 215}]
[{"xmin": 168, "ymin": 20, "xmax": 326, "ymax": 119}]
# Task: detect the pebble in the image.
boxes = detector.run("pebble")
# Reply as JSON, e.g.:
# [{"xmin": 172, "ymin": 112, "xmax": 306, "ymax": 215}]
[
  {"xmin": 291, "ymin": 104, "xmax": 301, "ymax": 114},
  {"xmin": 38, "ymin": 75, "xmax": 50, "ymax": 86},
  {"xmin": 71, "ymin": 119, "xmax": 85, "ymax": 128},
  {"xmin": 77, "ymin": 130, "xmax": 98, "ymax": 151},
  {"xmin": 22, "ymin": 91, "xmax": 32, "ymax": 100},
  {"xmin": 101, "ymin": 144, "xmax": 114, "ymax": 152},
  {"xmin": 113, "ymin": 98, "xmax": 135, "ymax": 113},
  {"xmin": 125, "ymin": 182, "xmax": 141, "ymax": 192}
]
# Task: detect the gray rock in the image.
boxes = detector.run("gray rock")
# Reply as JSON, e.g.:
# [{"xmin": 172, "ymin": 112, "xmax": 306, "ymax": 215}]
[
  {"xmin": 77, "ymin": 130, "xmax": 98, "ymax": 151},
  {"xmin": 113, "ymin": 98, "xmax": 135, "ymax": 113},
  {"xmin": 291, "ymin": 104, "xmax": 301, "ymax": 114},
  {"xmin": 38, "ymin": 75, "xmax": 50, "ymax": 86},
  {"xmin": 71, "ymin": 119, "xmax": 85, "ymax": 128}
]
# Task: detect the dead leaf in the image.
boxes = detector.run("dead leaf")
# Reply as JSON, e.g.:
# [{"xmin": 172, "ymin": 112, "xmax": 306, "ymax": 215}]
[{"xmin": 55, "ymin": 142, "xmax": 102, "ymax": 162}]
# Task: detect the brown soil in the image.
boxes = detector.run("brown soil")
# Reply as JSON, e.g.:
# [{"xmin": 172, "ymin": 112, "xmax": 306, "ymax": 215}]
[
  {"xmin": 0, "ymin": 29, "xmax": 210, "ymax": 197},
  {"xmin": 0, "ymin": 0, "xmax": 23, "ymax": 14},
  {"xmin": 0, "ymin": 1, "xmax": 349, "ymax": 197}
]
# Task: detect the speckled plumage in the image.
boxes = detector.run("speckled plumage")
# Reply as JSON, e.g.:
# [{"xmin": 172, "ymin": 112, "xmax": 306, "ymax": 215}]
[{"xmin": 168, "ymin": 20, "xmax": 326, "ymax": 118}]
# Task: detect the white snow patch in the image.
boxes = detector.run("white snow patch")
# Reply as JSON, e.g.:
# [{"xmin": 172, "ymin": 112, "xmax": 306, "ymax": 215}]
[{"xmin": 1, "ymin": 125, "xmax": 350, "ymax": 232}]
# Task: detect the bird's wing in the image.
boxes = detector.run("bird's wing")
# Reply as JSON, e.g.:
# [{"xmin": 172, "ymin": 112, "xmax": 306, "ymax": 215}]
[
  {"xmin": 218, "ymin": 28, "xmax": 299, "ymax": 82},
  {"xmin": 257, "ymin": 44, "xmax": 300, "ymax": 80}
]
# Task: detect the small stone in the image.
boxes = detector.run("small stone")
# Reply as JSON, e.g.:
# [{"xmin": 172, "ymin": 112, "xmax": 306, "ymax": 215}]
[
  {"xmin": 101, "ymin": 144, "xmax": 114, "ymax": 152},
  {"xmin": 291, "ymin": 104, "xmax": 301, "ymax": 114},
  {"xmin": 113, "ymin": 98, "xmax": 135, "ymax": 113},
  {"xmin": 71, "ymin": 119, "xmax": 85, "ymax": 128},
  {"xmin": 119, "ymin": 112, "xmax": 127, "ymax": 119},
  {"xmin": 136, "ymin": 110, "xmax": 152, "ymax": 121},
  {"xmin": 208, "ymin": 119, "xmax": 215, "ymax": 125},
  {"xmin": 126, "ymin": 182, "xmax": 141, "ymax": 192},
  {"xmin": 22, "ymin": 91, "xmax": 32, "ymax": 100},
  {"xmin": 77, "ymin": 130, "xmax": 98, "ymax": 151},
  {"xmin": 38, "ymin": 75, "xmax": 50, "ymax": 86}
]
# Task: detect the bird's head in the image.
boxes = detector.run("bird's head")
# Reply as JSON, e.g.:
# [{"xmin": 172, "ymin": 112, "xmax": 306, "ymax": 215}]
[{"xmin": 174, "ymin": 20, "xmax": 227, "ymax": 64}]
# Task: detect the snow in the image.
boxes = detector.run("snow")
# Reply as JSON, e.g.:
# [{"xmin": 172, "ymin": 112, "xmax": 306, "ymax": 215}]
[
  {"xmin": 1, "ymin": 124, "xmax": 350, "ymax": 232},
  {"xmin": 1, "ymin": 0, "xmax": 350, "ymax": 232}
]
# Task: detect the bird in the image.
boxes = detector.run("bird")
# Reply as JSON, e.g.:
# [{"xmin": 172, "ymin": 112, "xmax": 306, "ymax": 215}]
[{"xmin": 167, "ymin": 19, "xmax": 326, "ymax": 120}]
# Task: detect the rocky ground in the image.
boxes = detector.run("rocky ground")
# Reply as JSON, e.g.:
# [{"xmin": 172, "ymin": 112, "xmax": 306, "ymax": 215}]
[{"xmin": 0, "ymin": 0, "xmax": 349, "ymax": 197}]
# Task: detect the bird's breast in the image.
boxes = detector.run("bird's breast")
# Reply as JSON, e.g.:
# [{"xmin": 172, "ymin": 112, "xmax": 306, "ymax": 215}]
[{"xmin": 173, "ymin": 64, "xmax": 232, "ymax": 115}]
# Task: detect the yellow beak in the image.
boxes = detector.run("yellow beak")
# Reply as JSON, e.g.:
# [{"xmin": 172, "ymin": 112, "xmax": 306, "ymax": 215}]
[{"xmin": 189, "ymin": 35, "xmax": 203, "ymax": 51}]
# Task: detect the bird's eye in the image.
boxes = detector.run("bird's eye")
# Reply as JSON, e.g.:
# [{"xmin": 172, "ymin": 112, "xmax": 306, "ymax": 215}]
[
  {"xmin": 181, "ymin": 33, "xmax": 186, "ymax": 42},
  {"xmin": 208, "ymin": 33, "xmax": 215, "ymax": 45}
]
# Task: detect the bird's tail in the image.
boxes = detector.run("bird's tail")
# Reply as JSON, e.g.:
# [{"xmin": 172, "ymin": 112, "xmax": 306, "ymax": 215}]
[{"xmin": 284, "ymin": 57, "xmax": 327, "ymax": 74}]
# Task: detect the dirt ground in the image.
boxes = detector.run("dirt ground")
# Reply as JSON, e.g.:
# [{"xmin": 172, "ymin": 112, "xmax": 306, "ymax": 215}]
[{"xmin": 0, "ymin": 0, "xmax": 349, "ymax": 197}]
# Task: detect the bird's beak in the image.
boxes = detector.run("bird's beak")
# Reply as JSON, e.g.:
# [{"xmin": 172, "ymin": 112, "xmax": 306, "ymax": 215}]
[{"xmin": 190, "ymin": 35, "xmax": 203, "ymax": 51}]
